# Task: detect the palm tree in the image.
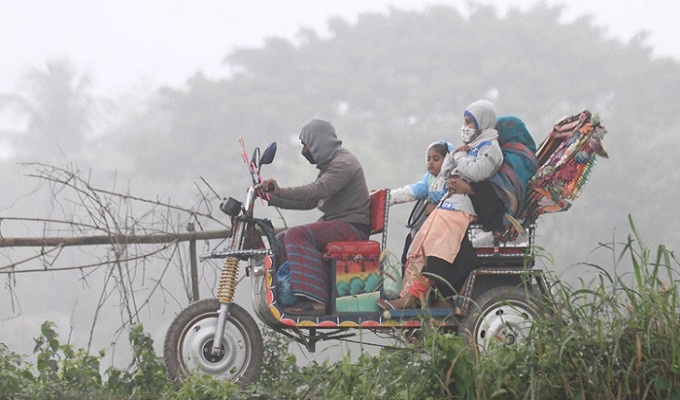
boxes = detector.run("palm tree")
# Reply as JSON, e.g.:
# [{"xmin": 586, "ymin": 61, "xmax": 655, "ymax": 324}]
[{"xmin": 1, "ymin": 58, "xmax": 95, "ymax": 161}]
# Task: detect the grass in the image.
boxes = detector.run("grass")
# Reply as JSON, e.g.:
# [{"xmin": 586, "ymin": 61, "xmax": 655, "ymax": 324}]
[{"xmin": 472, "ymin": 216, "xmax": 680, "ymax": 399}]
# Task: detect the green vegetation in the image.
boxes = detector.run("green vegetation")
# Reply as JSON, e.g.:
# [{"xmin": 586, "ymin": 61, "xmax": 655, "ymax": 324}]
[
  {"xmin": 474, "ymin": 217, "xmax": 680, "ymax": 399},
  {"xmin": 1, "ymin": 220, "xmax": 678, "ymax": 399},
  {"xmin": 0, "ymin": 321, "xmax": 241, "ymax": 400}
]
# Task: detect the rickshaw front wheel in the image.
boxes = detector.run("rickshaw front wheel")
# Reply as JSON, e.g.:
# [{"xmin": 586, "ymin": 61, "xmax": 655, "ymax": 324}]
[{"xmin": 163, "ymin": 299, "xmax": 264, "ymax": 386}]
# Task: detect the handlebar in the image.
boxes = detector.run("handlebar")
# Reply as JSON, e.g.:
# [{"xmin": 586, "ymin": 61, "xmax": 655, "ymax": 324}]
[
  {"xmin": 233, "ymin": 139, "xmax": 278, "ymax": 215},
  {"xmin": 254, "ymin": 182, "xmax": 276, "ymax": 193}
]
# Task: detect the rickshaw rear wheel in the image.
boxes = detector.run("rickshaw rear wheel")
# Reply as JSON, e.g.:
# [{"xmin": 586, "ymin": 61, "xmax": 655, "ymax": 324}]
[
  {"xmin": 163, "ymin": 299, "xmax": 264, "ymax": 386},
  {"xmin": 459, "ymin": 285, "xmax": 542, "ymax": 354}
]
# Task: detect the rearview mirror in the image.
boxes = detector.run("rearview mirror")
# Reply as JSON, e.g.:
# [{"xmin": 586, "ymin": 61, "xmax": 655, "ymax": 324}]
[{"xmin": 259, "ymin": 142, "xmax": 277, "ymax": 166}]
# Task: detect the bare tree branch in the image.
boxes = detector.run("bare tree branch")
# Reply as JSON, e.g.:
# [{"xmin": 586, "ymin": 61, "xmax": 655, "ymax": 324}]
[
  {"xmin": 0, "ymin": 229, "xmax": 231, "ymax": 248},
  {"xmin": 0, "ymin": 163, "xmax": 234, "ymax": 349}
]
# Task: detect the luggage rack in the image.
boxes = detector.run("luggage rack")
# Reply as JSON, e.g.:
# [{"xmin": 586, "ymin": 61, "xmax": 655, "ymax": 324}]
[{"xmin": 468, "ymin": 224, "xmax": 536, "ymax": 267}]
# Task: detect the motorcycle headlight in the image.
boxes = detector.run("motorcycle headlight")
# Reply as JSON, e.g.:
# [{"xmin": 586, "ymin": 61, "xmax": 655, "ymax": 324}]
[{"xmin": 220, "ymin": 197, "xmax": 242, "ymax": 217}]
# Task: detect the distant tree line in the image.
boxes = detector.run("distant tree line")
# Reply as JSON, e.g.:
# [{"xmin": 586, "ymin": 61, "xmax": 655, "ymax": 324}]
[{"xmin": 2, "ymin": 2, "xmax": 679, "ymax": 278}]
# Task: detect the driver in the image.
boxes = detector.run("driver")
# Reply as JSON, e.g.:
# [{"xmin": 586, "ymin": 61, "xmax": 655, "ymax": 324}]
[{"xmin": 261, "ymin": 119, "xmax": 371, "ymax": 315}]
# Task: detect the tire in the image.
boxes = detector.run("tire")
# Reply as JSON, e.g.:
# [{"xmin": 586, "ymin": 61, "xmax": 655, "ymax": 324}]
[
  {"xmin": 459, "ymin": 285, "xmax": 542, "ymax": 354},
  {"xmin": 163, "ymin": 299, "xmax": 264, "ymax": 386}
]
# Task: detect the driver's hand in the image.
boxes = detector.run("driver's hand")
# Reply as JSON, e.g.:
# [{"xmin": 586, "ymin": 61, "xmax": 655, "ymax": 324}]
[{"xmin": 261, "ymin": 179, "xmax": 280, "ymax": 195}]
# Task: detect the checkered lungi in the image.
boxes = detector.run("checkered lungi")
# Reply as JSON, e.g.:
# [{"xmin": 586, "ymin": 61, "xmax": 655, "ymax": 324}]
[{"xmin": 276, "ymin": 220, "xmax": 367, "ymax": 306}]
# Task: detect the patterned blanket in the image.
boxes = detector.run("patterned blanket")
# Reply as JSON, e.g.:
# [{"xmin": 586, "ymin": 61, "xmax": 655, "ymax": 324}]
[{"xmin": 521, "ymin": 110, "xmax": 608, "ymax": 223}]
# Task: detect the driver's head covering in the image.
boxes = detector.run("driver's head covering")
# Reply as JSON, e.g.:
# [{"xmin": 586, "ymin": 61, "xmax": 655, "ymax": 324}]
[{"xmin": 299, "ymin": 119, "xmax": 342, "ymax": 165}]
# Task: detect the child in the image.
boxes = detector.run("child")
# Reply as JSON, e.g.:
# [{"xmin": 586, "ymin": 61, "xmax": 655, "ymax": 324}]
[
  {"xmin": 441, "ymin": 99, "xmax": 504, "ymax": 182},
  {"xmin": 378, "ymin": 99, "xmax": 503, "ymax": 310},
  {"xmin": 390, "ymin": 140, "xmax": 453, "ymax": 265}
]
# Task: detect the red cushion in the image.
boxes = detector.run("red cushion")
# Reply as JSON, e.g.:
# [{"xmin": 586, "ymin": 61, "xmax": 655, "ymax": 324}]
[{"xmin": 324, "ymin": 241, "xmax": 381, "ymax": 258}]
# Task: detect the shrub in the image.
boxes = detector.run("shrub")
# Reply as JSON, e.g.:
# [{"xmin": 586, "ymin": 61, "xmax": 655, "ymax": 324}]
[
  {"xmin": 0, "ymin": 342, "xmax": 35, "ymax": 398},
  {"xmin": 474, "ymin": 216, "xmax": 680, "ymax": 399}
]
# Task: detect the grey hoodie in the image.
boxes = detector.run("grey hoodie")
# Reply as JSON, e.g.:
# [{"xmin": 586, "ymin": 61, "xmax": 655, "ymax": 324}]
[
  {"xmin": 268, "ymin": 119, "xmax": 371, "ymax": 225},
  {"xmin": 299, "ymin": 119, "xmax": 342, "ymax": 165}
]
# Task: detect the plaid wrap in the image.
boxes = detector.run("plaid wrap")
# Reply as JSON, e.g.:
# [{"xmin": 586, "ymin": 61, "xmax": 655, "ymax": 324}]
[{"xmin": 276, "ymin": 221, "xmax": 367, "ymax": 306}]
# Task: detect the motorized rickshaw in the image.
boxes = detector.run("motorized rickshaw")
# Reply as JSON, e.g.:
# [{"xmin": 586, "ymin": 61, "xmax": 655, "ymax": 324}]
[{"xmin": 163, "ymin": 110, "xmax": 608, "ymax": 385}]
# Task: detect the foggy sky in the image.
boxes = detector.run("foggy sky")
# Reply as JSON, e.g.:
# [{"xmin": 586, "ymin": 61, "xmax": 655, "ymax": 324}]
[{"xmin": 1, "ymin": 0, "xmax": 678, "ymax": 102}]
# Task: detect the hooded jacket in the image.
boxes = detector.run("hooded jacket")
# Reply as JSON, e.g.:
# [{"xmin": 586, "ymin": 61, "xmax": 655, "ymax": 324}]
[
  {"xmin": 437, "ymin": 100, "xmax": 504, "ymax": 216},
  {"xmin": 268, "ymin": 119, "xmax": 371, "ymax": 225},
  {"xmin": 441, "ymin": 99, "xmax": 503, "ymax": 182}
]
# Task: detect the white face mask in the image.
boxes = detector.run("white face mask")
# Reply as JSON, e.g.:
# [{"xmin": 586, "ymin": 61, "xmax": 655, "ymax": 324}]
[{"xmin": 461, "ymin": 126, "xmax": 481, "ymax": 144}]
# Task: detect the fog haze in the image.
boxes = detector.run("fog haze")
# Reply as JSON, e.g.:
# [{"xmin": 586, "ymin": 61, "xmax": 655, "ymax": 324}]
[
  {"xmin": 1, "ymin": 0, "xmax": 678, "ymax": 372},
  {"xmin": 1, "ymin": 0, "xmax": 679, "ymax": 99}
]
